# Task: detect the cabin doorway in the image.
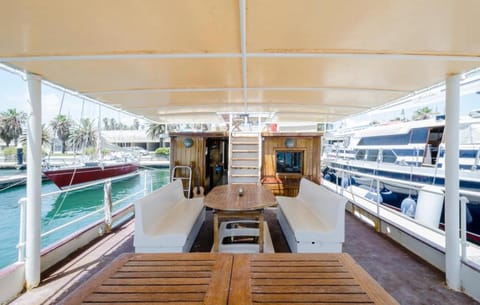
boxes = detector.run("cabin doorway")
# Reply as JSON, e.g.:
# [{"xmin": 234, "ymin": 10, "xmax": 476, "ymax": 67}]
[
  {"xmin": 423, "ymin": 127, "xmax": 444, "ymax": 166},
  {"xmin": 205, "ymin": 137, "xmax": 229, "ymax": 192}
]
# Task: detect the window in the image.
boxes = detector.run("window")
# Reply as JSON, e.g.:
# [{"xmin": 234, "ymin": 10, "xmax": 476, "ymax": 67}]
[{"xmin": 276, "ymin": 151, "xmax": 303, "ymax": 174}]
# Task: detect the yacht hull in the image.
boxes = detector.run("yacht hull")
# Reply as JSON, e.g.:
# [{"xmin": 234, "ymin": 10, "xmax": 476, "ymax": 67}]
[{"xmin": 43, "ymin": 163, "xmax": 138, "ymax": 189}]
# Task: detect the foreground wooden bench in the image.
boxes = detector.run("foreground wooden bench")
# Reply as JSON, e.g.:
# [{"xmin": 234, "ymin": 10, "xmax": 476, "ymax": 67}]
[{"xmin": 59, "ymin": 253, "xmax": 398, "ymax": 305}]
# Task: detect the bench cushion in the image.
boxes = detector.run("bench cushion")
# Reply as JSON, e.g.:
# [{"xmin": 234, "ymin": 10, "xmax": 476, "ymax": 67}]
[
  {"xmin": 277, "ymin": 197, "xmax": 339, "ymax": 242},
  {"xmin": 139, "ymin": 197, "xmax": 204, "ymax": 247}
]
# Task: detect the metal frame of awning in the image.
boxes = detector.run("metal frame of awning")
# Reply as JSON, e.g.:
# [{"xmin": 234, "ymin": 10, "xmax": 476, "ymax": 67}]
[{"xmin": 1, "ymin": 0, "xmax": 480, "ymax": 123}]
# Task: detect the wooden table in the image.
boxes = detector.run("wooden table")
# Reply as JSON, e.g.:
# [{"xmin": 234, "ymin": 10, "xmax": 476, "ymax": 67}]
[
  {"xmin": 203, "ymin": 184, "xmax": 277, "ymax": 252},
  {"xmin": 59, "ymin": 253, "xmax": 232, "ymax": 305},
  {"xmin": 60, "ymin": 253, "xmax": 399, "ymax": 305},
  {"xmin": 229, "ymin": 253, "xmax": 399, "ymax": 305}
]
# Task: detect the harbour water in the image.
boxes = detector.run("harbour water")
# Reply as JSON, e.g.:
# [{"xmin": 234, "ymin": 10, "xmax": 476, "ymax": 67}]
[{"xmin": 0, "ymin": 168, "xmax": 169, "ymax": 269}]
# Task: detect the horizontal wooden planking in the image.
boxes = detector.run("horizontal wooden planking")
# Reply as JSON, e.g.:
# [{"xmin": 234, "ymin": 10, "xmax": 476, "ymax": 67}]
[
  {"xmin": 85, "ymin": 292, "xmax": 206, "ymax": 303},
  {"xmin": 94, "ymin": 284, "xmax": 209, "ymax": 293},
  {"xmin": 252, "ymin": 293, "xmax": 373, "ymax": 303}
]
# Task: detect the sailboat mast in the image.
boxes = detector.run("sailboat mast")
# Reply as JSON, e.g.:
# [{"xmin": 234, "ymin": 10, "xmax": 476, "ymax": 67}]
[{"xmin": 97, "ymin": 104, "xmax": 103, "ymax": 166}]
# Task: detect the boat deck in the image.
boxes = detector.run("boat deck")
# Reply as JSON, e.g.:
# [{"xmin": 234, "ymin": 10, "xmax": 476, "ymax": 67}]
[{"xmin": 10, "ymin": 209, "xmax": 479, "ymax": 305}]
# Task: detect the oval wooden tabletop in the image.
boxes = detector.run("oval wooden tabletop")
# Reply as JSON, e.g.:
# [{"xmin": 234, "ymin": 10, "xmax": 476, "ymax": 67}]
[{"xmin": 204, "ymin": 184, "xmax": 276, "ymax": 211}]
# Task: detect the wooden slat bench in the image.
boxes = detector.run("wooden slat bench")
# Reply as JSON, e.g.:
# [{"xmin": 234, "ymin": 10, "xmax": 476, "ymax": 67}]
[{"xmin": 60, "ymin": 253, "xmax": 398, "ymax": 305}]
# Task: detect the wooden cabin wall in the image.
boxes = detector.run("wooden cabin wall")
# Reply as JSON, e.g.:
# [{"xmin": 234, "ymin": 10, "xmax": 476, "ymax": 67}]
[
  {"xmin": 261, "ymin": 133, "xmax": 321, "ymax": 196},
  {"xmin": 169, "ymin": 135, "xmax": 206, "ymax": 195}
]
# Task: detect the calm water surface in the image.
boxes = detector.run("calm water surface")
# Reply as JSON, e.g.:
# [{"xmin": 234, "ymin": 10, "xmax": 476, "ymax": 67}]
[{"xmin": 0, "ymin": 168, "xmax": 169, "ymax": 269}]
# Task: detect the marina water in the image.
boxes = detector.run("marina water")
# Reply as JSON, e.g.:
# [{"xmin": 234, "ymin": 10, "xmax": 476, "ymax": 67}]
[{"xmin": 0, "ymin": 168, "xmax": 169, "ymax": 269}]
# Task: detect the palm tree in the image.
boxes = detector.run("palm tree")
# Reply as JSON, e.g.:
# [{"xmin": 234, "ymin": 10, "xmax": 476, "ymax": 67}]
[
  {"xmin": 413, "ymin": 107, "xmax": 433, "ymax": 120},
  {"xmin": 147, "ymin": 123, "xmax": 166, "ymax": 147},
  {"xmin": 50, "ymin": 114, "xmax": 73, "ymax": 153},
  {"xmin": 0, "ymin": 109, "xmax": 26, "ymax": 147},
  {"xmin": 68, "ymin": 118, "xmax": 97, "ymax": 153},
  {"xmin": 19, "ymin": 124, "xmax": 52, "ymax": 147}
]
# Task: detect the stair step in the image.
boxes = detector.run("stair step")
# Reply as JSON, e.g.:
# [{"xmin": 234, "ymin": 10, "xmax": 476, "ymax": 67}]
[
  {"xmin": 231, "ymin": 133, "xmax": 258, "ymax": 137},
  {"xmin": 232, "ymin": 150, "xmax": 259, "ymax": 153},
  {"xmin": 231, "ymin": 141, "xmax": 258, "ymax": 145},
  {"xmin": 231, "ymin": 165, "xmax": 259, "ymax": 169},
  {"xmin": 231, "ymin": 158, "xmax": 258, "ymax": 162},
  {"xmin": 231, "ymin": 174, "xmax": 259, "ymax": 177}
]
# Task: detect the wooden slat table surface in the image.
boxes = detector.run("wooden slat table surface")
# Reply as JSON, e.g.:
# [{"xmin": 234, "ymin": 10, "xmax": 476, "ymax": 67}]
[
  {"xmin": 229, "ymin": 253, "xmax": 399, "ymax": 305},
  {"xmin": 59, "ymin": 253, "xmax": 232, "ymax": 305},
  {"xmin": 60, "ymin": 253, "xmax": 398, "ymax": 305}
]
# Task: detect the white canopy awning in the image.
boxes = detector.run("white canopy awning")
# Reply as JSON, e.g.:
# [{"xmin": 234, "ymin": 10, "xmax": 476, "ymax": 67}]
[{"xmin": 1, "ymin": 0, "xmax": 480, "ymax": 123}]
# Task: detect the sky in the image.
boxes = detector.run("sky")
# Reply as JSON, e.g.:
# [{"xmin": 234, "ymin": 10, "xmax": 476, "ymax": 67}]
[
  {"xmin": 0, "ymin": 67, "xmax": 143, "ymax": 127},
  {"xmin": 1, "ymin": 65, "xmax": 479, "ymax": 129}
]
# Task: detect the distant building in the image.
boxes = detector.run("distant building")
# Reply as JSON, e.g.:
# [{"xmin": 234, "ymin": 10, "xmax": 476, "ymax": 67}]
[{"xmin": 101, "ymin": 130, "xmax": 169, "ymax": 151}]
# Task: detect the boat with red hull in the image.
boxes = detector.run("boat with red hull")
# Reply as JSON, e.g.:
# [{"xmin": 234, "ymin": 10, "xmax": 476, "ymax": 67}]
[{"xmin": 43, "ymin": 162, "xmax": 138, "ymax": 189}]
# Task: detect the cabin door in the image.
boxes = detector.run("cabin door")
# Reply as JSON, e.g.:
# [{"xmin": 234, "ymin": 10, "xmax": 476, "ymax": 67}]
[
  {"xmin": 423, "ymin": 127, "xmax": 444, "ymax": 166},
  {"xmin": 205, "ymin": 138, "xmax": 229, "ymax": 191}
]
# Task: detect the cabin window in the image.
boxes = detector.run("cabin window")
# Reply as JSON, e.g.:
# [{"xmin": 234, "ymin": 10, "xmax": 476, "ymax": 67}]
[
  {"xmin": 276, "ymin": 151, "xmax": 303, "ymax": 174},
  {"xmin": 366, "ymin": 150, "xmax": 379, "ymax": 161},
  {"xmin": 356, "ymin": 150, "xmax": 366, "ymax": 160},
  {"xmin": 410, "ymin": 128, "xmax": 429, "ymax": 143},
  {"xmin": 382, "ymin": 150, "xmax": 397, "ymax": 163}
]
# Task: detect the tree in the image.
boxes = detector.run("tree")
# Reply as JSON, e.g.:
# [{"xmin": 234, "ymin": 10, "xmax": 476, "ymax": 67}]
[
  {"xmin": 147, "ymin": 123, "xmax": 166, "ymax": 140},
  {"xmin": 0, "ymin": 108, "xmax": 26, "ymax": 147},
  {"xmin": 19, "ymin": 124, "xmax": 52, "ymax": 147},
  {"xmin": 147, "ymin": 123, "xmax": 166, "ymax": 147},
  {"xmin": 413, "ymin": 107, "xmax": 433, "ymax": 120},
  {"xmin": 68, "ymin": 118, "xmax": 97, "ymax": 153},
  {"xmin": 133, "ymin": 119, "xmax": 140, "ymax": 130},
  {"xmin": 50, "ymin": 114, "xmax": 73, "ymax": 153},
  {"xmin": 103, "ymin": 117, "xmax": 110, "ymax": 130}
]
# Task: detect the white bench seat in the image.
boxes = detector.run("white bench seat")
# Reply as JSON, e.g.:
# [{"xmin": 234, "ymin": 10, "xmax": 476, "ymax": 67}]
[
  {"xmin": 277, "ymin": 178, "xmax": 347, "ymax": 253},
  {"xmin": 134, "ymin": 180, "xmax": 205, "ymax": 253}
]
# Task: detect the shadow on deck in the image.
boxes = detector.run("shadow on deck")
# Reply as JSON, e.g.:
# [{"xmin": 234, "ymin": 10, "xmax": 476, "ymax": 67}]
[{"xmin": 10, "ymin": 208, "xmax": 479, "ymax": 305}]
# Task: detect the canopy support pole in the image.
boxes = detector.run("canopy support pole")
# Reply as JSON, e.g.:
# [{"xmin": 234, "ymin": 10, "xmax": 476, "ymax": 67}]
[
  {"xmin": 445, "ymin": 73, "xmax": 461, "ymax": 290},
  {"xmin": 25, "ymin": 73, "xmax": 42, "ymax": 289}
]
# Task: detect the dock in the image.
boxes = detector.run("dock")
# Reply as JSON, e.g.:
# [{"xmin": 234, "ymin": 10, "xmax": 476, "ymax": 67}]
[{"xmin": 0, "ymin": 174, "xmax": 27, "ymax": 189}]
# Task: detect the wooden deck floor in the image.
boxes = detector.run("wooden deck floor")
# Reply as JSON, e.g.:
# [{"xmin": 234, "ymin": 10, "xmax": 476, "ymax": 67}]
[{"xmin": 9, "ymin": 208, "xmax": 480, "ymax": 305}]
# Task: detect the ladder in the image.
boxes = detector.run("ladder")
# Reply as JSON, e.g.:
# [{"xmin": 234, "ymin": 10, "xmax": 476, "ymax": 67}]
[
  {"xmin": 171, "ymin": 165, "xmax": 192, "ymax": 198},
  {"xmin": 228, "ymin": 116, "xmax": 262, "ymax": 184}
]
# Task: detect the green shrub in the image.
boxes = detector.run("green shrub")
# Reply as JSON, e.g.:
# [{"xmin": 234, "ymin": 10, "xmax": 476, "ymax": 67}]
[{"xmin": 155, "ymin": 147, "xmax": 170, "ymax": 156}]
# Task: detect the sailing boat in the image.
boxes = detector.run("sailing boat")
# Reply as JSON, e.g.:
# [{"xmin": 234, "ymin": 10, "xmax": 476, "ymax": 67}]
[{"xmin": 43, "ymin": 108, "xmax": 138, "ymax": 189}]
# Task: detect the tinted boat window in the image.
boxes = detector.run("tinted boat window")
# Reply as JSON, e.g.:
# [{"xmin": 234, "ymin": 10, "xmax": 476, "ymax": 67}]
[
  {"xmin": 356, "ymin": 150, "xmax": 366, "ymax": 160},
  {"xmin": 276, "ymin": 151, "xmax": 303, "ymax": 174},
  {"xmin": 410, "ymin": 128, "xmax": 429, "ymax": 143},
  {"xmin": 366, "ymin": 150, "xmax": 378, "ymax": 161},
  {"xmin": 382, "ymin": 150, "xmax": 397, "ymax": 163},
  {"xmin": 358, "ymin": 133, "xmax": 410, "ymax": 145}
]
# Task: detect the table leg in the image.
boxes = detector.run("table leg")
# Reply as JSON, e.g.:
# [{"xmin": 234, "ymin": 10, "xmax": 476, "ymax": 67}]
[
  {"xmin": 213, "ymin": 212, "xmax": 219, "ymax": 252},
  {"xmin": 258, "ymin": 212, "xmax": 264, "ymax": 253}
]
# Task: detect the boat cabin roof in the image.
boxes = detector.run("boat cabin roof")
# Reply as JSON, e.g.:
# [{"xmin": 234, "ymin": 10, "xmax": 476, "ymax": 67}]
[{"xmin": 1, "ymin": 1, "xmax": 480, "ymax": 124}]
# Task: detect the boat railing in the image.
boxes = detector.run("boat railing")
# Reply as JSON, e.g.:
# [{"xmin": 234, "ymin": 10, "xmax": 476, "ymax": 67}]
[
  {"xmin": 16, "ymin": 171, "xmax": 149, "ymax": 263},
  {"xmin": 326, "ymin": 165, "xmax": 477, "ymax": 264}
]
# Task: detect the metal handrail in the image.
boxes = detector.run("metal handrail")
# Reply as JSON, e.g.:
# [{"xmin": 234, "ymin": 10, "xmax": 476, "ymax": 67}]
[
  {"xmin": 326, "ymin": 165, "xmax": 478, "ymax": 262},
  {"xmin": 17, "ymin": 172, "xmax": 151, "ymax": 262}
]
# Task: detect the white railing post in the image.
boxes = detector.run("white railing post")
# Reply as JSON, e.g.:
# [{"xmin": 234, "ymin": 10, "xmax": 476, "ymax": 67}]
[
  {"xmin": 460, "ymin": 196, "xmax": 469, "ymax": 262},
  {"xmin": 17, "ymin": 198, "xmax": 27, "ymax": 262},
  {"xmin": 103, "ymin": 180, "xmax": 112, "ymax": 233},
  {"xmin": 376, "ymin": 179, "xmax": 381, "ymax": 216},
  {"xmin": 144, "ymin": 171, "xmax": 148, "ymax": 196},
  {"xmin": 445, "ymin": 73, "xmax": 461, "ymax": 290},
  {"xmin": 25, "ymin": 73, "xmax": 42, "ymax": 289}
]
